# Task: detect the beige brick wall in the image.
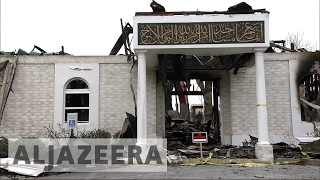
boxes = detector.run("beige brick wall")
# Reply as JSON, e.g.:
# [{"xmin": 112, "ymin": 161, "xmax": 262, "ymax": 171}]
[
  {"xmin": 99, "ymin": 63, "xmax": 137, "ymax": 134},
  {"xmin": 146, "ymin": 71, "xmax": 157, "ymax": 136},
  {"xmin": 88, "ymin": 62, "xmax": 158, "ymax": 136},
  {"xmin": 0, "ymin": 63, "xmax": 55, "ymax": 138},
  {"xmin": 265, "ymin": 60, "xmax": 292, "ymax": 135},
  {"xmin": 230, "ymin": 65, "xmax": 257, "ymax": 136},
  {"xmin": 229, "ymin": 60, "xmax": 292, "ymax": 138},
  {"xmin": 220, "ymin": 72, "xmax": 232, "ymax": 138},
  {"xmin": 0, "ymin": 56, "xmax": 158, "ymax": 138}
]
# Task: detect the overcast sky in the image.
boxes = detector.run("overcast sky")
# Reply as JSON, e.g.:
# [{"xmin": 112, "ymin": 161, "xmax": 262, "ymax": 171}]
[{"xmin": 1, "ymin": 0, "xmax": 319, "ymax": 55}]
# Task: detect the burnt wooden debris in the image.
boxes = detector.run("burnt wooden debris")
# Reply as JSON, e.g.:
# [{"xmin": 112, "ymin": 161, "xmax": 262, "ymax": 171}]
[
  {"xmin": 31, "ymin": 45, "xmax": 47, "ymax": 53},
  {"xmin": 109, "ymin": 20, "xmax": 134, "ymax": 61},
  {"xmin": 227, "ymin": 1, "xmax": 253, "ymax": 13},
  {"xmin": 167, "ymin": 128, "xmax": 315, "ymax": 159},
  {"xmin": 0, "ymin": 45, "xmax": 70, "ymax": 56},
  {"xmin": 136, "ymin": 1, "xmax": 267, "ymax": 16},
  {"xmin": 150, "ymin": 0, "xmax": 166, "ymax": 13},
  {"xmin": 301, "ymin": 139, "xmax": 320, "ymax": 159},
  {"xmin": 118, "ymin": 112, "xmax": 137, "ymax": 138}
]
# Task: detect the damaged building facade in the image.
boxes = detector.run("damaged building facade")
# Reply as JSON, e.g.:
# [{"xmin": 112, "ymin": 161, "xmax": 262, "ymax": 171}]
[
  {"xmin": 0, "ymin": 55, "xmax": 163, "ymax": 138},
  {"xmin": 0, "ymin": 3, "xmax": 320, "ymax": 163}
]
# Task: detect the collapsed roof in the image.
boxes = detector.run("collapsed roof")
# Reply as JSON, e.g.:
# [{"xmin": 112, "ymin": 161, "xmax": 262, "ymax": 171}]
[
  {"xmin": 137, "ymin": 1, "xmax": 269, "ymax": 16},
  {"xmin": 0, "ymin": 45, "xmax": 70, "ymax": 56}
]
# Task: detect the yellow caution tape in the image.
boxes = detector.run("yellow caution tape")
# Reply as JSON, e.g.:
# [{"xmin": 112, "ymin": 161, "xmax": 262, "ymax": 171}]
[
  {"xmin": 179, "ymin": 152, "xmax": 302, "ymax": 167},
  {"xmin": 275, "ymin": 160, "xmax": 300, "ymax": 165},
  {"xmin": 229, "ymin": 163, "xmax": 272, "ymax": 167},
  {"xmin": 179, "ymin": 152, "xmax": 271, "ymax": 167},
  {"xmin": 204, "ymin": 152, "xmax": 213, "ymax": 163},
  {"xmin": 299, "ymin": 147, "xmax": 310, "ymax": 159},
  {"xmin": 257, "ymin": 104, "xmax": 267, "ymax": 107},
  {"xmin": 179, "ymin": 152, "xmax": 215, "ymax": 166},
  {"xmin": 180, "ymin": 161, "xmax": 274, "ymax": 167}
]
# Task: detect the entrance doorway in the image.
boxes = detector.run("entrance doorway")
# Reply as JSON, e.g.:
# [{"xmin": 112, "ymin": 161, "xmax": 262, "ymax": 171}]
[{"xmin": 163, "ymin": 77, "xmax": 221, "ymax": 150}]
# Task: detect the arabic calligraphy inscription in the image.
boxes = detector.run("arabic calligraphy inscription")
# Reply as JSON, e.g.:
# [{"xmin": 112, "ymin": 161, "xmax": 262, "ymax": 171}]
[{"xmin": 138, "ymin": 21, "xmax": 264, "ymax": 45}]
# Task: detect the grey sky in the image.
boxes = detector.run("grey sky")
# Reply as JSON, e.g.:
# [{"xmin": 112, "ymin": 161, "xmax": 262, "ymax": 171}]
[{"xmin": 1, "ymin": 0, "xmax": 319, "ymax": 55}]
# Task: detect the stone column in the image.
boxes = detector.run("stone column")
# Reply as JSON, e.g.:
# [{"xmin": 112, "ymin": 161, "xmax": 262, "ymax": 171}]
[
  {"xmin": 254, "ymin": 48, "xmax": 274, "ymax": 163},
  {"xmin": 136, "ymin": 50, "xmax": 148, "ymax": 147}
]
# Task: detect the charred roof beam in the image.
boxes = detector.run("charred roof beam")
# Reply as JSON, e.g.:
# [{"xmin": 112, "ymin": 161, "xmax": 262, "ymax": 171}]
[
  {"xmin": 31, "ymin": 45, "xmax": 47, "ymax": 53},
  {"xmin": 109, "ymin": 19, "xmax": 134, "ymax": 60},
  {"xmin": 167, "ymin": 54, "xmax": 187, "ymax": 80}
]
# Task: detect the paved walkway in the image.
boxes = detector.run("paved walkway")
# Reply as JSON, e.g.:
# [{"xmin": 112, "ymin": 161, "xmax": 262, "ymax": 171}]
[{"xmin": 36, "ymin": 165, "xmax": 320, "ymax": 179}]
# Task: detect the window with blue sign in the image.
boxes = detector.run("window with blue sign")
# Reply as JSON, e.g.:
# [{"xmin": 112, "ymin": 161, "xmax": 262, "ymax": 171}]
[{"xmin": 64, "ymin": 79, "xmax": 89, "ymax": 123}]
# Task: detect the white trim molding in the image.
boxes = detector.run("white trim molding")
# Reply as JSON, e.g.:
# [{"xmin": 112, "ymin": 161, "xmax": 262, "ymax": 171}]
[{"xmin": 54, "ymin": 63, "xmax": 99, "ymax": 132}]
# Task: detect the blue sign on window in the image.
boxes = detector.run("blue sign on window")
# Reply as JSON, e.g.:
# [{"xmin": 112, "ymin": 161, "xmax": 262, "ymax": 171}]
[{"xmin": 67, "ymin": 113, "xmax": 78, "ymax": 129}]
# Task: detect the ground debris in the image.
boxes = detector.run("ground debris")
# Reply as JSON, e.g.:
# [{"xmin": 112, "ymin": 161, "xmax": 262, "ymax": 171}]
[
  {"xmin": 300, "ymin": 139, "xmax": 320, "ymax": 159},
  {"xmin": 166, "ymin": 119, "xmax": 217, "ymax": 150},
  {"xmin": 254, "ymin": 174, "xmax": 265, "ymax": 178},
  {"xmin": 167, "ymin": 128, "xmax": 315, "ymax": 160},
  {"xmin": 272, "ymin": 142, "xmax": 306, "ymax": 159},
  {"xmin": 165, "ymin": 115, "xmax": 319, "ymax": 161}
]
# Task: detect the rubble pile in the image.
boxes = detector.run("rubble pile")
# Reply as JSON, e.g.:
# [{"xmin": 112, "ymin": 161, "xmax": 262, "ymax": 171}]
[
  {"xmin": 166, "ymin": 118, "xmax": 216, "ymax": 151},
  {"xmin": 176, "ymin": 145, "xmax": 256, "ymax": 159},
  {"xmin": 300, "ymin": 139, "xmax": 320, "ymax": 159},
  {"xmin": 165, "ymin": 118, "xmax": 317, "ymax": 160},
  {"xmin": 272, "ymin": 142, "xmax": 308, "ymax": 159},
  {"xmin": 119, "ymin": 112, "xmax": 319, "ymax": 161}
]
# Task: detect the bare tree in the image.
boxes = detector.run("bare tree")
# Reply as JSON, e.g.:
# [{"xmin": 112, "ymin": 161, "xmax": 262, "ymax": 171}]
[{"xmin": 285, "ymin": 31, "xmax": 318, "ymax": 52}]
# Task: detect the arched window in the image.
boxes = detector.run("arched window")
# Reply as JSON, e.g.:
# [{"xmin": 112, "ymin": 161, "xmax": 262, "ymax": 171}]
[{"xmin": 64, "ymin": 78, "xmax": 89, "ymax": 123}]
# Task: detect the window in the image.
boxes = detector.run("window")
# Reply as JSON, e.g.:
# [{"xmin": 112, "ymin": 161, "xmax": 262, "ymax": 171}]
[
  {"xmin": 54, "ymin": 63, "xmax": 99, "ymax": 131},
  {"xmin": 64, "ymin": 79, "xmax": 90, "ymax": 123}
]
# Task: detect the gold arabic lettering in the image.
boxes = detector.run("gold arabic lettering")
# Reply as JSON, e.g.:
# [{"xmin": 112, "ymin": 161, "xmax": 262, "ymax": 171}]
[{"xmin": 138, "ymin": 21, "xmax": 264, "ymax": 45}]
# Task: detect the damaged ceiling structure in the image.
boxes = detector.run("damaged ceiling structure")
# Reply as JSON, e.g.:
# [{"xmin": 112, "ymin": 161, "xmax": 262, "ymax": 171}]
[{"xmin": 0, "ymin": 45, "xmax": 69, "ymax": 56}]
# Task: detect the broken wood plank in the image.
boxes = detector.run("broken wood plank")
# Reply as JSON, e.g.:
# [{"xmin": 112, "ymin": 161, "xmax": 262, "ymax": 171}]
[{"xmin": 177, "ymin": 149, "xmax": 210, "ymax": 155}]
